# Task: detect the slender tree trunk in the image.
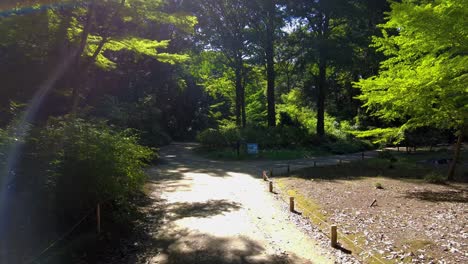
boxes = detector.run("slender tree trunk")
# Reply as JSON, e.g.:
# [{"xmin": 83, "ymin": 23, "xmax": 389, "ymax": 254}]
[
  {"xmin": 266, "ymin": 0, "xmax": 276, "ymax": 127},
  {"xmin": 448, "ymin": 130, "xmax": 463, "ymax": 181},
  {"xmin": 241, "ymin": 83, "xmax": 246, "ymax": 128},
  {"xmin": 316, "ymin": 56, "xmax": 326, "ymax": 137},
  {"xmin": 235, "ymin": 63, "xmax": 242, "ymax": 127},
  {"xmin": 316, "ymin": 13, "xmax": 329, "ymax": 137}
]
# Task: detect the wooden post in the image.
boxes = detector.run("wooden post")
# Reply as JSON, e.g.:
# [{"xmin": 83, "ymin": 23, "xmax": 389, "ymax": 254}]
[
  {"xmin": 287, "ymin": 164, "xmax": 290, "ymax": 175},
  {"xmin": 262, "ymin": 171, "xmax": 267, "ymax": 181},
  {"xmin": 361, "ymin": 152, "xmax": 365, "ymax": 160},
  {"xmin": 289, "ymin": 197, "xmax": 295, "ymax": 212},
  {"xmin": 339, "ymin": 159, "xmax": 342, "ymax": 165},
  {"xmin": 314, "ymin": 161, "xmax": 316, "ymax": 167},
  {"xmin": 269, "ymin": 181, "xmax": 273, "ymax": 193},
  {"xmin": 397, "ymin": 146, "xmax": 400, "ymax": 152},
  {"xmin": 330, "ymin": 225, "xmax": 337, "ymax": 248},
  {"xmin": 97, "ymin": 203, "xmax": 101, "ymax": 234},
  {"xmin": 270, "ymin": 170, "xmax": 273, "ymax": 177}
]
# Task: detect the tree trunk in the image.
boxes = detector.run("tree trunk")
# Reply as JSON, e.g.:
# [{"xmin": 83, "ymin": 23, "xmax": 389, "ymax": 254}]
[
  {"xmin": 241, "ymin": 84, "xmax": 246, "ymax": 128},
  {"xmin": 70, "ymin": 1, "xmax": 95, "ymax": 114},
  {"xmin": 266, "ymin": 0, "xmax": 276, "ymax": 127},
  {"xmin": 235, "ymin": 63, "xmax": 242, "ymax": 127},
  {"xmin": 70, "ymin": 0, "xmax": 125, "ymax": 114},
  {"xmin": 316, "ymin": 13, "xmax": 329, "ymax": 137},
  {"xmin": 448, "ymin": 130, "xmax": 463, "ymax": 181},
  {"xmin": 316, "ymin": 57, "xmax": 326, "ymax": 137}
]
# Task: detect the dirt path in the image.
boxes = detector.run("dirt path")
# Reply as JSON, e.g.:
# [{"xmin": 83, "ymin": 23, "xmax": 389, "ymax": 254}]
[{"xmin": 141, "ymin": 143, "xmax": 362, "ymax": 264}]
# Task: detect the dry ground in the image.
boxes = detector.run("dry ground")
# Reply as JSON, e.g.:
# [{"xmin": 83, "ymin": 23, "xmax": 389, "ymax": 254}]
[{"xmin": 275, "ymin": 158, "xmax": 467, "ymax": 264}]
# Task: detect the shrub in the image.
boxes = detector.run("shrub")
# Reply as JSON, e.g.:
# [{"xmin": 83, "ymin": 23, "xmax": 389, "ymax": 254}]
[
  {"xmin": 40, "ymin": 118, "xmax": 154, "ymax": 218},
  {"xmin": 325, "ymin": 138, "xmax": 370, "ymax": 154},
  {"xmin": 196, "ymin": 128, "xmax": 226, "ymax": 149},
  {"xmin": 0, "ymin": 128, "xmax": 9, "ymax": 164},
  {"xmin": 221, "ymin": 125, "xmax": 241, "ymax": 145},
  {"xmin": 377, "ymin": 150, "xmax": 397, "ymax": 162},
  {"xmin": 424, "ymin": 172, "xmax": 447, "ymax": 184},
  {"xmin": 374, "ymin": 182, "xmax": 384, "ymax": 189}
]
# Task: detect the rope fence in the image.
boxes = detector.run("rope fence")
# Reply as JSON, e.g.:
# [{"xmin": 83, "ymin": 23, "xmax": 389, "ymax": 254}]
[
  {"xmin": 26, "ymin": 202, "xmax": 105, "ymax": 264},
  {"xmin": 261, "ymin": 152, "xmax": 388, "ymax": 264}
]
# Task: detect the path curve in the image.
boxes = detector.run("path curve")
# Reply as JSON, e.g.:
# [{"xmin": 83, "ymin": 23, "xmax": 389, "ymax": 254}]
[{"xmin": 144, "ymin": 143, "xmax": 371, "ymax": 264}]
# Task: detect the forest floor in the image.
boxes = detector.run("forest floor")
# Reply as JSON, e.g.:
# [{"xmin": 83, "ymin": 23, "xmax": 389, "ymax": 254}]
[{"xmin": 275, "ymin": 153, "xmax": 468, "ymax": 263}]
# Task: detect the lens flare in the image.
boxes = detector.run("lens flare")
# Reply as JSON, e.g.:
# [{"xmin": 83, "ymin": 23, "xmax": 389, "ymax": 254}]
[{"xmin": 0, "ymin": 47, "xmax": 78, "ymax": 262}]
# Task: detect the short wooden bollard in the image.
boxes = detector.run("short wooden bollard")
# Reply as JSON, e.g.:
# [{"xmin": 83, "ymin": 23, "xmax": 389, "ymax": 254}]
[
  {"xmin": 289, "ymin": 197, "xmax": 295, "ymax": 212},
  {"xmin": 330, "ymin": 225, "xmax": 337, "ymax": 248},
  {"xmin": 262, "ymin": 171, "xmax": 267, "ymax": 181},
  {"xmin": 269, "ymin": 181, "xmax": 273, "ymax": 193},
  {"xmin": 361, "ymin": 152, "xmax": 365, "ymax": 160},
  {"xmin": 97, "ymin": 203, "xmax": 101, "ymax": 234},
  {"xmin": 287, "ymin": 164, "xmax": 290, "ymax": 175},
  {"xmin": 314, "ymin": 161, "xmax": 317, "ymax": 167},
  {"xmin": 270, "ymin": 170, "xmax": 273, "ymax": 177},
  {"xmin": 339, "ymin": 159, "xmax": 342, "ymax": 165}
]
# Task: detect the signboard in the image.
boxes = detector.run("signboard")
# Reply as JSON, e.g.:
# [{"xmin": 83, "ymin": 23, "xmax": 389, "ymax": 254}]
[{"xmin": 247, "ymin": 143, "xmax": 259, "ymax": 154}]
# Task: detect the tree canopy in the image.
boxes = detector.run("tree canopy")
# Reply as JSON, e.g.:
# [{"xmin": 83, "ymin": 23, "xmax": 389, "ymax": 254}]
[{"xmin": 355, "ymin": 0, "xmax": 467, "ymax": 133}]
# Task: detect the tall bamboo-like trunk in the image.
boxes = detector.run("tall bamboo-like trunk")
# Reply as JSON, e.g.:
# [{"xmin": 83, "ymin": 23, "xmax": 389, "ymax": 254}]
[{"xmin": 448, "ymin": 131, "xmax": 463, "ymax": 181}]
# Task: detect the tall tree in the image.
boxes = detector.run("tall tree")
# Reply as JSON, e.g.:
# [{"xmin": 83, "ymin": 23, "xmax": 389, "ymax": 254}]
[
  {"xmin": 62, "ymin": 0, "xmax": 196, "ymax": 112},
  {"xmin": 189, "ymin": 0, "xmax": 251, "ymax": 127},
  {"xmin": 288, "ymin": 0, "xmax": 359, "ymax": 137},
  {"xmin": 355, "ymin": 0, "xmax": 467, "ymax": 180},
  {"xmin": 246, "ymin": 0, "xmax": 284, "ymax": 127}
]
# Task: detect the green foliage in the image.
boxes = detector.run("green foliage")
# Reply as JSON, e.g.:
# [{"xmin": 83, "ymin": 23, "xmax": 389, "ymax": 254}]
[
  {"xmin": 196, "ymin": 128, "xmax": 227, "ymax": 149},
  {"xmin": 377, "ymin": 150, "xmax": 397, "ymax": 163},
  {"xmin": 424, "ymin": 172, "xmax": 447, "ymax": 184},
  {"xmin": 352, "ymin": 127, "xmax": 402, "ymax": 145},
  {"xmin": 0, "ymin": 128, "xmax": 11, "ymax": 167},
  {"xmin": 355, "ymin": 0, "xmax": 467, "ymax": 132},
  {"xmin": 98, "ymin": 95, "xmax": 172, "ymax": 146},
  {"xmin": 325, "ymin": 139, "xmax": 372, "ymax": 155},
  {"xmin": 197, "ymin": 125, "xmax": 310, "ymax": 150},
  {"xmin": 374, "ymin": 182, "xmax": 383, "ymax": 189},
  {"xmin": 40, "ymin": 118, "xmax": 154, "ymax": 215}
]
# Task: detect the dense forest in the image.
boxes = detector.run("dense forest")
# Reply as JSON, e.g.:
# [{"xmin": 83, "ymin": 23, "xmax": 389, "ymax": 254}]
[{"xmin": 0, "ymin": 0, "xmax": 466, "ymax": 263}]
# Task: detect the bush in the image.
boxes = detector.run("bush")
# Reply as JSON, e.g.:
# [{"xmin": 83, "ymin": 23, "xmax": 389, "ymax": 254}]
[
  {"xmin": 424, "ymin": 172, "xmax": 447, "ymax": 184},
  {"xmin": 0, "ymin": 128, "xmax": 9, "ymax": 164},
  {"xmin": 325, "ymin": 138, "xmax": 371, "ymax": 154},
  {"xmin": 40, "ymin": 118, "xmax": 154, "ymax": 218},
  {"xmin": 196, "ymin": 128, "xmax": 226, "ymax": 149},
  {"xmin": 197, "ymin": 126, "xmax": 309, "ymax": 149},
  {"xmin": 378, "ymin": 150, "xmax": 397, "ymax": 162}
]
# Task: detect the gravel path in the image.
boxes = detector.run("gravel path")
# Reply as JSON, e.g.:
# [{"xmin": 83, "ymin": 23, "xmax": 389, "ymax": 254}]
[{"xmin": 138, "ymin": 143, "xmax": 376, "ymax": 264}]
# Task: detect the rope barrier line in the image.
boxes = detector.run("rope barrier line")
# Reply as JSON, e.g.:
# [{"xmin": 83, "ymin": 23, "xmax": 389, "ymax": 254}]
[
  {"xmin": 26, "ymin": 206, "xmax": 96, "ymax": 264},
  {"xmin": 265, "ymin": 173, "xmax": 386, "ymax": 264}
]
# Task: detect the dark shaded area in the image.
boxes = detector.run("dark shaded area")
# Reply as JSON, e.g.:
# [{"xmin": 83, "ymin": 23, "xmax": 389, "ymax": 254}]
[
  {"xmin": 334, "ymin": 244, "xmax": 352, "ymax": 255},
  {"xmin": 168, "ymin": 200, "xmax": 242, "ymax": 220},
  {"xmin": 280, "ymin": 150, "xmax": 467, "ymax": 183},
  {"xmin": 84, "ymin": 191, "xmax": 306, "ymax": 264},
  {"xmin": 403, "ymin": 190, "xmax": 468, "ymax": 203}
]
